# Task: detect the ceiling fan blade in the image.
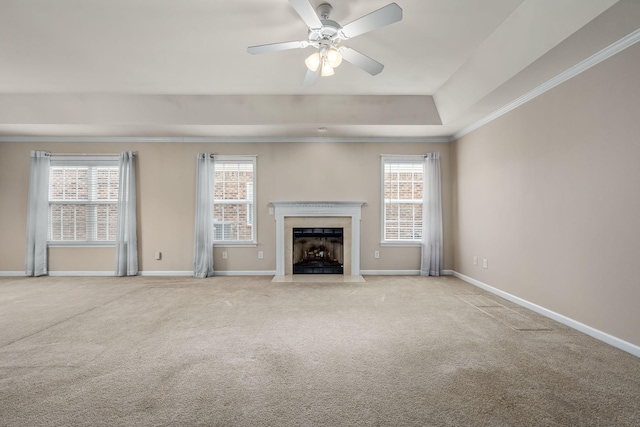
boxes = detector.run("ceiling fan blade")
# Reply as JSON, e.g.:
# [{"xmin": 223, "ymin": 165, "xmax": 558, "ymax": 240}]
[
  {"xmin": 247, "ymin": 40, "xmax": 309, "ymax": 55},
  {"xmin": 339, "ymin": 3, "xmax": 403, "ymax": 39},
  {"xmin": 289, "ymin": 0, "xmax": 323, "ymax": 29},
  {"xmin": 303, "ymin": 67, "xmax": 321, "ymax": 86},
  {"xmin": 339, "ymin": 47, "xmax": 384, "ymax": 76}
]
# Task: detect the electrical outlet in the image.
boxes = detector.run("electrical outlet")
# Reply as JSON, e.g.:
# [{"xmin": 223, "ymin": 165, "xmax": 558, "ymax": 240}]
[
  {"xmin": 483, "ymin": 258, "xmax": 488, "ymax": 269},
  {"xmin": 374, "ymin": 250, "xmax": 380, "ymax": 259},
  {"xmin": 222, "ymin": 251, "xmax": 227, "ymax": 260},
  {"xmin": 258, "ymin": 251, "xmax": 264, "ymax": 259},
  {"xmin": 155, "ymin": 252, "xmax": 162, "ymax": 261},
  {"xmin": 473, "ymin": 256, "xmax": 478, "ymax": 266}
]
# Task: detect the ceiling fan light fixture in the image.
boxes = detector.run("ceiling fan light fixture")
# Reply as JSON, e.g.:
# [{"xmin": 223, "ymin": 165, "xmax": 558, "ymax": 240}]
[
  {"xmin": 326, "ymin": 47, "xmax": 342, "ymax": 68},
  {"xmin": 305, "ymin": 52, "xmax": 321, "ymax": 72},
  {"xmin": 321, "ymin": 60, "xmax": 335, "ymax": 77}
]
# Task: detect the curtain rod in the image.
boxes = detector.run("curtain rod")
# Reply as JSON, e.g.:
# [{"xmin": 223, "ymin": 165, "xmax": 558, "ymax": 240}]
[
  {"xmin": 203, "ymin": 154, "xmax": 258, "ymax": 158},
  {"xmin": 50, "ymin": 152, "xmax": 136, "ymax": 157},
  {"xmin": 380, "ymin": 154, "xmax": 429, "ymax": 157}
]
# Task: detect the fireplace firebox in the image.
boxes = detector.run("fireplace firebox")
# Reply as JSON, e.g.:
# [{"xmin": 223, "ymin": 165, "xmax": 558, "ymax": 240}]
[{"xmin": 293, "ymin": 228, "xmax": 344, "ymax": 274}]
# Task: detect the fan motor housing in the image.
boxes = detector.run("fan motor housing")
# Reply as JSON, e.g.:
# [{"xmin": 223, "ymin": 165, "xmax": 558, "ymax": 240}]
[
  {"xmin": 316, "ymin": 3, "xmax": 333, "ymax": 19},
  {"xmin": 309, "ymin": 19, "xmax": 340, "ymax": 42}
]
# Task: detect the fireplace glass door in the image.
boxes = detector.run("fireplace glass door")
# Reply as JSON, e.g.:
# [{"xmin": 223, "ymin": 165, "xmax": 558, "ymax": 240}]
[{"xmin": 293, "ymin": 228, "xmax": 344, "ymax": 274}]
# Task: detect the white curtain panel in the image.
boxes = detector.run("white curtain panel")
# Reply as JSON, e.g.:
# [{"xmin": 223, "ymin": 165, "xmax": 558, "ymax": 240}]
[
  {"xmin": 115, "ymin": 151, "xmax": 138, "ymax": 276},
  {"xmin": 25, "ymin": 151, "xmax": 51, "ymax": 276},
  {"xmin": 420, "ymin": 152, "xmax": 443, "ymax": 276},
  {"xmin": 193, "ymin": 153, "xmax": 215, "ymax": 278}
]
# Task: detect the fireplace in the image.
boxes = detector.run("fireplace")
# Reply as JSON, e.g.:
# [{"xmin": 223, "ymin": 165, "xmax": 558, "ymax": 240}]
[
  {"xmin": 293, "ymin": 227, "xmax": 344, "ymax": 274},
  {"xmin": 272, "ymin": 201, "xmax": 364, "ymax": 276}
]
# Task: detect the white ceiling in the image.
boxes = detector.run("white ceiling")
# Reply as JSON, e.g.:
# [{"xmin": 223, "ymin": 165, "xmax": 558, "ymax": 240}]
[{"xmin": 0, "ymin": 0, "xmax": 638, "ymax": 140}]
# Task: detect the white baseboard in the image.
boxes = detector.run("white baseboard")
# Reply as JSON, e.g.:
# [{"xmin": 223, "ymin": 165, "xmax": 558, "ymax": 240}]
[
  {"xmin": 49, "ymin": 271, "xmax": 116, "ymax": 277},
  {"xmin": 1, "ymin": 270, "xmax": 277, "ymax": 277},
  {"xmin": 4, "ymin": 269, "xmax": 456, "ymax": 278},
  {"xmin": 361, "ymin": 270, "xmax": 419, "ymax": 275},
  {"xmin": 140, "ymin": 270, "xmax": 276, "ymax": 277},
  {"xmin": 0, "ymin": 270, "xmax": 119, "ymax": 277},
  {"xmin": 138, "ymin": 271, "xmax": 192, "ymax": 277},
  {"xmin": 452, "ymin": 271, "xmax": 640, "ymax": 358},
  {"xmin": 0, "ymin": 271, "xmax": 26, "ymax": 277},
  {"xmin": 360, "ymin": 269, "xmax": 453, "ymax": 276},
  {"xmin": 213, "ymin": 270, "xmax": 276, "ymax": 276}
]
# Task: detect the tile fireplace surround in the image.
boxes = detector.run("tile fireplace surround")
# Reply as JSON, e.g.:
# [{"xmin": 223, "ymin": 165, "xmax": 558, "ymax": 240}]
[{"xmin": 272, "ymin": 201, "xmax": 364, "ymax": 276}]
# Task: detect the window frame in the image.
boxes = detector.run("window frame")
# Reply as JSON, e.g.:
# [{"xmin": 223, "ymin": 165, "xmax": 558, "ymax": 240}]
[
  {"xmin": 380, "ymin": 155, "xmax": 424, "ymax": 246},
  {"xmin": 48, "ymin": 156, "xmax": 119, "ymax": 247},
  {"xmin": 212, "ymin": 155, "xmax": 257, "ymax": 247}
]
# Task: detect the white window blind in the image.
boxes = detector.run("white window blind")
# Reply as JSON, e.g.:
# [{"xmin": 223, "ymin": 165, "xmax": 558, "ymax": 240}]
[
  {"xmin": 213, "ymin": 156, "xmax": 256, "ymax": 243},
  {"xmin": 382, "ymin": 156, "xmax": 423, "ymax": 243},
  {"xmin": 48, "ymin": 157, "xmax": 119, "ymax": 244}
]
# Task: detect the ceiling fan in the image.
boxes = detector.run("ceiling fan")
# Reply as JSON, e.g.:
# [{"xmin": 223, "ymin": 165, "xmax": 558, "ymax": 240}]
[{"xmin": 247, "ymin": 0, "xmax": 403, "ymax": 86}]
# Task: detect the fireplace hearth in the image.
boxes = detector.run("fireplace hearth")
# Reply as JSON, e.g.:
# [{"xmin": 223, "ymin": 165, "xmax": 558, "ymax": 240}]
[{"xmin": 293, "ymin": 228, "xmax": 343, "ymax": 274}]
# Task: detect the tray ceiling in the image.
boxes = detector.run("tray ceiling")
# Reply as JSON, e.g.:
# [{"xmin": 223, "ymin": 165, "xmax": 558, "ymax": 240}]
[{"xmin": 0, "ymin": 0, "xmax": 638, "ymax": 140}]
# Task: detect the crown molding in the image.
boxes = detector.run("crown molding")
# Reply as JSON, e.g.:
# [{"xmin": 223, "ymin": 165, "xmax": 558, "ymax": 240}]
[
  {"xmin": 0, "ymin": 135, "xmax": 452, "ymax": 144},
  {"xmin": 452, "ymin": 27, "xmax": 640, "ymax": 141}
]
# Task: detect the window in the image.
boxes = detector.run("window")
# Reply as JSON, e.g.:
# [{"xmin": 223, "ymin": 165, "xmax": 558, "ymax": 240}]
[
  {"xmin": 213, "ymin": 156, "xmax": 256, "ymax": 243},
  {"xmin": 382, "ymin": 156, "xmax": 423, "ymax": 244},
  {"xmin": 48, "ymin": 157, "xmax": 119, "ymax": 245}
]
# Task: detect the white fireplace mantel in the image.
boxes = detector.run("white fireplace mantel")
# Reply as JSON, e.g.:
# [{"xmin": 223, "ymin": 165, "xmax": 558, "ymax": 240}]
[{"xmin": 272, "ymin": 201, "xmax": 365, "ymax": 276}]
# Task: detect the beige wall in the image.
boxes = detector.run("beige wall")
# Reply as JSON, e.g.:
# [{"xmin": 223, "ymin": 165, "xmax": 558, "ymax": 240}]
[
  {"xmin": 0, "ymin": 141, "xmax": 453, "ymax": 273},
  {"xmin": 452, "ymin": 42, "xmax": 640, "ymax": 346}
]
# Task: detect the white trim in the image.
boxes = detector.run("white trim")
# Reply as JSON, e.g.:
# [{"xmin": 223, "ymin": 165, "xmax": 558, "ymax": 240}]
[
  {"xmin": 9, "ymin": 270, "xmax": 275, "ymax": 277},
  {"xmin": 212, "ymin": 155, "xmax": 257, "ymax": 244},
  {"xmin": 380, "ymin": 155, "xmax": 426, "ymax": 162},
  {"xmin": 0, "ymin": 269, "xmax": 458, "ymax": 279},
  {"xmin": 1, "ymin": 271, "xmax": 121, "ymax": 277},
  {"xmin": 49, "ymin": 156, "xmax": 119, "ymax": 165},
  {"xmin": 212, "ymin": 270, "xmax": 276, "ymax": 276},
  {"xmin": 380, "ymin": 241, "xmax": 422, "ymax": 247},
  {"xmin": 47, "ymin": 242, "xmax": 116, "ymax": 247},
  {"xmin": 452, "ymin": 271, "xmax": 640, "ymax": 358},
  {"xmin": 49, "ymin": 271, "xmax": 116, "ymax": 276},
  {"xmin": 360, "ymin": 269, "xmax": 453, "ymax": 276},
  {"xmin": 0, "ymin": 271, "xmax": 27, "ymax": 277},
  {"xmin": 2, "ymin": 270, "xmax": 454, "ymax": 278},
  {"xmin": 452, "ymin": 28, "xmax": 640, "ymax": 141},
  {"xmin": 0, "ymin": 136, "xmax": 451, "ymax": 144},
  {"xmin": 138, "ymin": 271, "xmax": 193, "ymax": 277},
  {"xmin": 140, "ymin": 270, "xmax": 276, "ymax": 276},
  {"xmin": 272, "ymin": 201, "xmax": 364, "ymax": 276},
  {"xmin": 381, "ymin": 156, "xmax": 425, "ymax": 244},
  {"xmin": 212, "ymin": 243, "xmax": 257, "ymax": 248},
  {"xmin": 361, "ymin": 270, "xmax": 420, "ymax": 275}
]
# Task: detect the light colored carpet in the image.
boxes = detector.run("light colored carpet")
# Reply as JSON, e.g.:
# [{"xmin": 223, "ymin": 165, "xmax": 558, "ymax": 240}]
[
  {"xmin": 458, "ymin": 294, "xmax": 552, "ymax": 331},
  {"xmin": 0, "ymin": 275, "xmax": 638, "ymax": 426}
]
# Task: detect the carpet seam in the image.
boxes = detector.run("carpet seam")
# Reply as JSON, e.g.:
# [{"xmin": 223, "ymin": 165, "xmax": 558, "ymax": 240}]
[{"xmin": 0, "ymin": 286, "xmax": 149, "ymax": 349}]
